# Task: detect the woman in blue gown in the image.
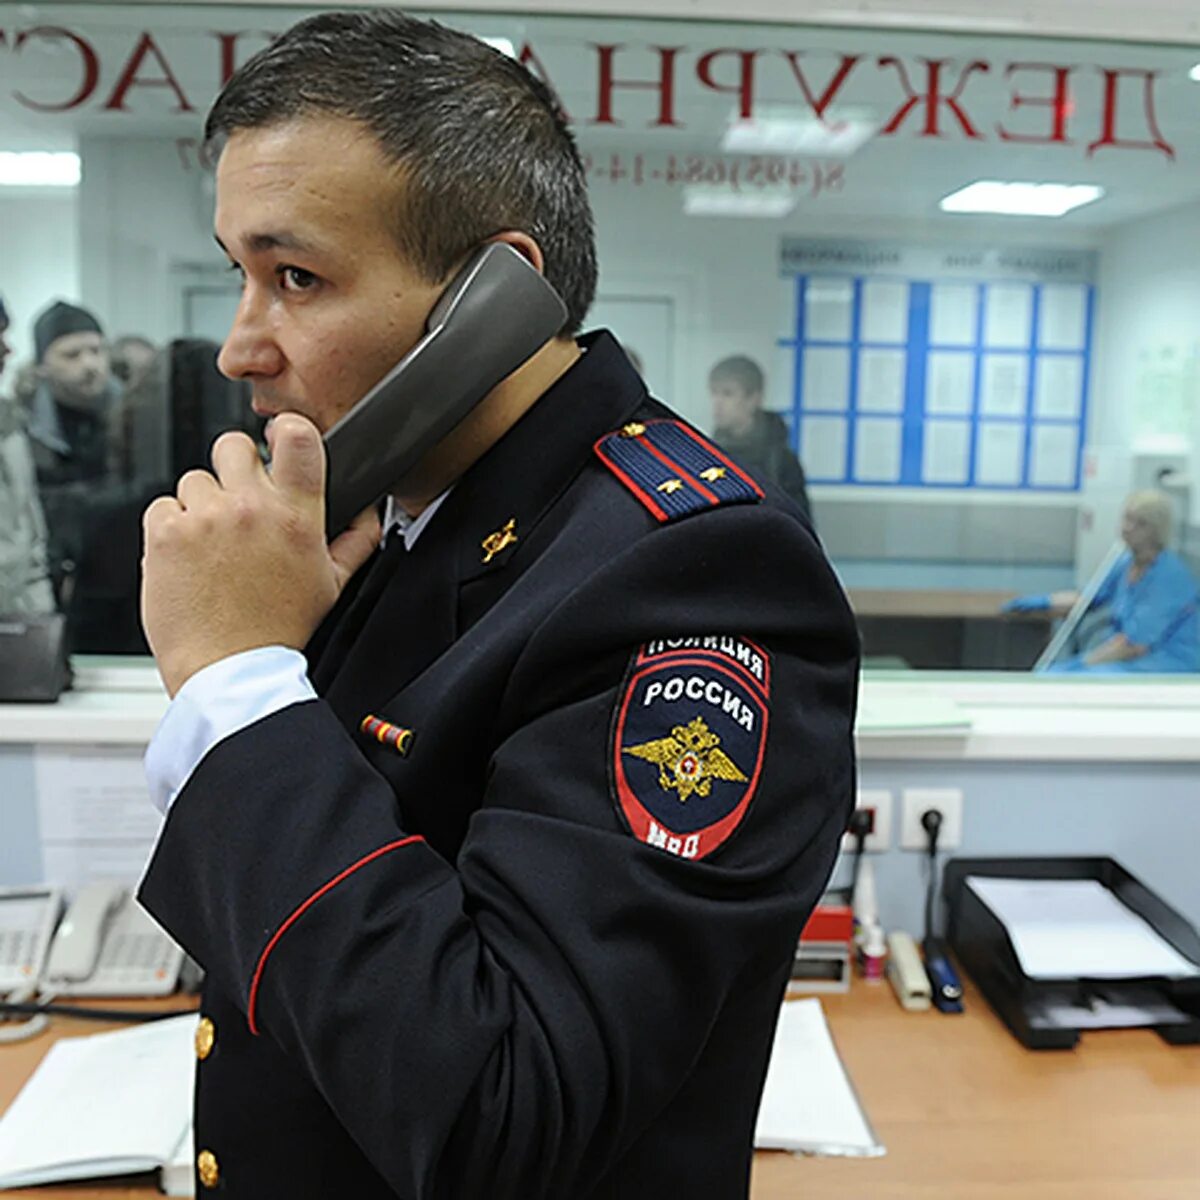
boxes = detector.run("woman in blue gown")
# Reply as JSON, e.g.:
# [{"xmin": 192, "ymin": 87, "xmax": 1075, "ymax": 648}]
[{"xmin": 1006, "ymin": 491, "xmax": 1199, "ymax": 674}]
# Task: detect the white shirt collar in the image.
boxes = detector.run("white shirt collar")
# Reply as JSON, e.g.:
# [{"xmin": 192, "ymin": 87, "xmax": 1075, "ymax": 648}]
[{"xmin": 381, "ymin": 489, "xmax": 452, "ymax": 551}]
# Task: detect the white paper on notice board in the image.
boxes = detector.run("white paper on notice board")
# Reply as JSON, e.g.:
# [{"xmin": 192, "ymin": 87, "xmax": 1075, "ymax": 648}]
[
  {"xmin": 930, "ymin": 282, "xmax": 978, "ymax": 346},
  {"xmin": 802, "ymin": 347, "xmax": 851, "ymax": 411},
  {"xmin": 860, "ymin": 280, "xmax": 909, "ymax": 344},
  {"xmin": 800, "ymin": 415, "xmax": 848, "ymax": 480},
  {"xmin": 976, "ymin": 422, "xmax": 1025, "ymax": 485},
  {"xmin": 1034, "ymin": 356, "xmax": 1084, "ymax": 420},
  {"xmin": 857, "ymin": 349, "xmax": 906, "ymax": 413},
  {"xmin": 980, "ymin": 355, "xmax": 1029, "ymax": 418},
  {"xmin": 854, "ymin": 417, "xmax": 903, "ymax": 483},
  {"xmin": 805, "ymin": 277, "xmax": 855, "ymax": 342},
  {"xmin": 33, "ymin": 745, "xmax": 160, "ymax": 890},
  {"xmin": 923, "ymin": 420, "xmax": 971, "ymax": 484},
  {"xmin": 1039, "ymin": 284, "xmax": 1088, "ymax": 351},
  {"xmin": 926, "ymin": 352, "xmax": 974, "ymax": 415},
  {"xmin": 984, "ymin": 283, "xmax": 1033, "ymax": 349},
  {"xmin": 1030, "ymin": 423, "xmax": 1079, "ymax": 488}
]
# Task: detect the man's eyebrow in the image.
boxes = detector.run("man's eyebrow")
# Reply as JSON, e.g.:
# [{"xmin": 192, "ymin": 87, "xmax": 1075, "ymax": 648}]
[{"xmin": 213, "ymin": 230, "xmax": 324, "ymax": 256}]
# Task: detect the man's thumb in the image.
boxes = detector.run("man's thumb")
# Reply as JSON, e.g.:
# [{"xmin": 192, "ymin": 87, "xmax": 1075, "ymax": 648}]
[{"xmin": 268, "ymin": 413, "xmax": 326, "ymax": 497}]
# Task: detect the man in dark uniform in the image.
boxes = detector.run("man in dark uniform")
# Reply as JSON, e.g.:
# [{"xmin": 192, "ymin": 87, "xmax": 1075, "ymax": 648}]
[{"xmin": 137, "ymin": 11, "xmax": 858, "ymax": 1198}]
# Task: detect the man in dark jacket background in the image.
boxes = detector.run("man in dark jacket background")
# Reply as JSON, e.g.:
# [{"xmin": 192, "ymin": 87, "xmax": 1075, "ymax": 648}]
[{"xmin": 710, "ymin": 355, "xmax": 813, "ymax": 525}]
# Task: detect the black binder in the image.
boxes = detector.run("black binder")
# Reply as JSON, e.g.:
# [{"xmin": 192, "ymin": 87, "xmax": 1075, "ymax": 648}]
[
  {"xmin": 0, "ymin": 613, "xmax": 71, "ymax": 702},
  {"xmin": 943, "ymin": 856, "xmax": 1200, "ymax": 1050}
]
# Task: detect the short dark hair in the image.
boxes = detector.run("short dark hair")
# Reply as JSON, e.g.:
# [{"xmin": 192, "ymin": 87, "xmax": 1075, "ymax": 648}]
[
  {"xmin": 205, "ymin": 10, "xmax": 596, "ymax": 335},
  {"xmin": 709, "ymin": 356, "xmax": 764, "ymax": 397}
]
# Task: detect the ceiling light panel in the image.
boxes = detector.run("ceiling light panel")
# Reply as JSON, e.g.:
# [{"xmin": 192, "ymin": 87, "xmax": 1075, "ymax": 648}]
[{"xmin": 939, "ymin": 181, "xmax": 1104, "ymax": 218}]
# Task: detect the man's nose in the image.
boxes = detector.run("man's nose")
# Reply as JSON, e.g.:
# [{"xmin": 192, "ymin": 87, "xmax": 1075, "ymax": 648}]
[{"xmin": 218, "ymin": 288, "xmax": 285, "ymax": 380}]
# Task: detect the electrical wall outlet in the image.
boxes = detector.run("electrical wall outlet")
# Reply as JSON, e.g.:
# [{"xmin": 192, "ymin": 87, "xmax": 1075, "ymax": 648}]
[
  {"xmin": 900, "ymin": 788, "xmax": 963, "ymax": 850},
  {"xmin": 842, "ymin": 788, "xmax": 892, "ymax": 853}
]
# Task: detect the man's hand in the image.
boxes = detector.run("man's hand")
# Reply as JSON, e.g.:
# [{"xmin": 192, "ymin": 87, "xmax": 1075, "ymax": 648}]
[{"xmin": 141, "ymin": 413, "xmax": 381, "ymax": 697}]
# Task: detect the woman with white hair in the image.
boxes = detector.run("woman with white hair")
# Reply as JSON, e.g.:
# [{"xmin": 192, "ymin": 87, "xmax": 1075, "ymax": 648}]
[{"xmin": 1006, "ymin": 490, "xmax": 1199, "ymax": 673}]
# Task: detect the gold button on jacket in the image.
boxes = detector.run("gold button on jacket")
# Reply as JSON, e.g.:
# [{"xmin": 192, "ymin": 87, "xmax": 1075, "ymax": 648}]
[
  {"xmin": 195, "ymin": 1016, "xmax": 216, "ymax": 1061},
  {"xmin": 197, "ymin": 1148, "xmax": 220, "ymax": 1189}
]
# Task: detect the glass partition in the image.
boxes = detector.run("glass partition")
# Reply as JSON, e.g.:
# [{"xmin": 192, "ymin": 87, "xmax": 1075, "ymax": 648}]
[{"xmin": 0, "ymin": 4, "xmax": 1197, "ymax": 673}]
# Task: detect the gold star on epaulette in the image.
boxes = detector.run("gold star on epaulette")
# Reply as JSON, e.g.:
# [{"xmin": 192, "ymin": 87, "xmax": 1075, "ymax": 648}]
[
  {"xmin": 699, "ymin": 466, "xmax": 727, "ymax": 483},
  {"xmin": 620, "ymin": 422, "xmax": 647, "ymax": 438},
  {"xmin": 657, "ymin": 479, "xmax": 684, "ymax": 495}
]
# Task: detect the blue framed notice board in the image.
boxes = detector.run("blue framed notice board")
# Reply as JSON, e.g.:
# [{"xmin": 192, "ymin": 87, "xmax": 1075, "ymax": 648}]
[{"xmin": 778, "ymin": 240, "xmax": 1095, "ymax": 491}]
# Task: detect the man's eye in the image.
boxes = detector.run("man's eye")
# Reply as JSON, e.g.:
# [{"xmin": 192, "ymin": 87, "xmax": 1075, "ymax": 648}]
[{"xmin": 279, "ymin": 266, "xmax": 318, "ymax": 291}]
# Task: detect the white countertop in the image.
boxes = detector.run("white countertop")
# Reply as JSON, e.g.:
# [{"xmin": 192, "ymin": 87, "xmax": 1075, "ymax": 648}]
[{"xmin": 1, "ymin": 662, "xmax": 1199, "ymax": 763}]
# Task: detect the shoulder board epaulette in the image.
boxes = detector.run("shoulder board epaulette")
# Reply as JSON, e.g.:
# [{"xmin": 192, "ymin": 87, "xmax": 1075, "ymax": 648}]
[{"xmin": 594, "ymin": 419, "xmax": 763, "ymax": 523}]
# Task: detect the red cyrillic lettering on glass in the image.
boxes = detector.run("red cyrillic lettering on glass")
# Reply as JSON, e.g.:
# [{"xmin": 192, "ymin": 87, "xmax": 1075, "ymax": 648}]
[
  {"xmin": 696, "ymin": 49, "xmax": 760, "ymax": 121},
  {"xmin": 104, "ymin": 33, "xmax": 194, "ymax": 113},
  {"xmin": 997, "ymin": 63, "xmax": 1075, "ymax": 146},
  {"xmin": 780, "ymin": 53, "xmax": 862, "ymax": 124},
  {"xmin": 1087, "ymin": 68, "xmax": 1175, "ymax": 161},
  {"xmin": 878, "ymin": 56, "xmax": 991, "ymax": 139},
  {"xmin": 12, "ymin": 26, "xmax": 100, "ymax": 112},
  {"xmin": 592, "ymin": 44, "xmax": 684, "ymax": 128}
]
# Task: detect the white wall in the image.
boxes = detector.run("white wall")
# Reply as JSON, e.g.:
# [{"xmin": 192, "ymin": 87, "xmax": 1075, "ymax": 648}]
[
  {"xmin": 77, "ymin": 136, "xmax": 215, "ymax": 346},
  {"xmin": 0, "ymin": 193, "xmax": 80, "ymax": 368},
  {"xmin": 1082, "ymin": 200, "xmax": 1200, "ymax": 580}
]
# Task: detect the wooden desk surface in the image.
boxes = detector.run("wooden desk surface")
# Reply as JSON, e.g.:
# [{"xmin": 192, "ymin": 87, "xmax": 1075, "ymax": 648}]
[
  {"xmin": 2, "ymin": 984, "xmax": 1197, "ymax": 1199},
  {"xmin": 848, "ymin": 589, "xmax": 1057, "ymax": 620}
]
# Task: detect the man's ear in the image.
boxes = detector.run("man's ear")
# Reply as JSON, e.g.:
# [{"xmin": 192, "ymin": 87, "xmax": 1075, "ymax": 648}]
[{"xmin": 486, "ymin": 230, "xmax": 545, "ymax": 275}]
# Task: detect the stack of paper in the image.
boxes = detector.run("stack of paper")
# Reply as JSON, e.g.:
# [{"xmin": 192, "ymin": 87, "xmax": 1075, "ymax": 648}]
[
  {"xmin": 0, "ymin": 1014, "xmax": 196, "ymax": 1191},
  {"xmin": 966, "ymin": 877, "xmax": 1200, "ymax": 980},
  {"xmin": 754, "ymin": 998, "xmax": 885, "ymax": 1157}
]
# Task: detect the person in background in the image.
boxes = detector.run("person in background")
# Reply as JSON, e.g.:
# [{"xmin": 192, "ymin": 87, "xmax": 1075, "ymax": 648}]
[
  {"xmin": 24, "ymin": 300, "xmax": 122, "ymax": 605},
  {"xmin": 0, "ymin": 294, "xmax": 55, "ymax": 615},
  {"xmin": 71, "ymin": 339, "xmax": 254, "ymax": 654},
  {"xmin": 1004, "ymin": 490, "xmax": 1199, "ymax": 673},
  {"xmin": 110, "ymin": 334, "xmax": 157, "ymax": 391},
  {"xmin": 709, "ymin": 355, "xmax": 813, "ymax": 524}
]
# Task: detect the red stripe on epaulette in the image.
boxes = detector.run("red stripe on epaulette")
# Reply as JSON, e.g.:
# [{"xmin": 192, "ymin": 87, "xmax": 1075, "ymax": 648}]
[
  {"xmin": 593, "ymin": 431, "xmax": 671, "ymax": 522},
  {"xmin": 246, "ymin": 836, "xmax": 425, "ymax": 1035},
  {"xmin": 678, "ymin": 428, "xmax": 766, "ymax": 500},
  {"xmin": 635, "ymin": 436, "xmax": 721, "ymax": 504}
]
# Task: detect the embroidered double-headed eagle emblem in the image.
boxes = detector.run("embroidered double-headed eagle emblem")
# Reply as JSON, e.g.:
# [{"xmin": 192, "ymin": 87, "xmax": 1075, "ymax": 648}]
[{"xmin": 623, "ymin": 716, "xmax": 748, "ymax": 803}]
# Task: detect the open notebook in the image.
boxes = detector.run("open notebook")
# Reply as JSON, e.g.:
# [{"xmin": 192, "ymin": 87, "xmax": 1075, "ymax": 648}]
[
  {"xmin": 0, "ymin": 1014, "xmax": 196, "ymax": 1194},
  {"xmin": 754, "ymin": 998, "xmax": 885, "ymax": 1158}
]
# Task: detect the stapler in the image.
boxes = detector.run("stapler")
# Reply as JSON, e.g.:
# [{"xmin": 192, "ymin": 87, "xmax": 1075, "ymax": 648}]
[
  {"xmin": 923, "ymin": 936, "xmax": 965, "ymax": 1014},
  {"xmin": 887, "ymin": 931, "xmax": 931, "ymax": 1011}
]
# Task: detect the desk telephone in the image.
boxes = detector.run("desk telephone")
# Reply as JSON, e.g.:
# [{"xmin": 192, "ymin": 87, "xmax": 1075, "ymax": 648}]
[{"xmin": 0, "ymin": 881, "xmax": 184, "ymax": 1001}]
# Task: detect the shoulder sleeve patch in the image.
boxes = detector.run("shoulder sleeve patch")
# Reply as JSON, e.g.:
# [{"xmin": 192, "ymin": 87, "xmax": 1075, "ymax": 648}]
[
  {"xmin": 594, "ymin": 419, "xmax": 763, "ymax": 523},
  {"xmin": 609, "ymin": 635, "xmax": 771, "ymax": 861}
]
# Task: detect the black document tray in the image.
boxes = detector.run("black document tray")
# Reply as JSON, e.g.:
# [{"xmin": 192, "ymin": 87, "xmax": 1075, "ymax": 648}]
[{"xmin": 943, "ymin": 857, "xmax": 1200, "ymax": 1050}]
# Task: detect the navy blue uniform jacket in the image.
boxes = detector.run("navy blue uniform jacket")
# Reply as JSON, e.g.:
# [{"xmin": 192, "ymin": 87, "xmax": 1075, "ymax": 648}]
[{"xmin": 139, "ymin": 331, "xmax": 859, "ymax": 1198}]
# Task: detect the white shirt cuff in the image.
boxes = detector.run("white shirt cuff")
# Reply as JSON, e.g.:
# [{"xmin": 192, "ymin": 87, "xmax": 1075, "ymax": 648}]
[{"xmin": 144, "ymin": 646, "xmax": 316, "ymax": 815}]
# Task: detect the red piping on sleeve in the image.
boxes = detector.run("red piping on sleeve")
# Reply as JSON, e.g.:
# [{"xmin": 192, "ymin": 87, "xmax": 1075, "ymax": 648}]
[{"xmin": 246, "ymin": 836, "xmax": 425, "ymax": 1034}]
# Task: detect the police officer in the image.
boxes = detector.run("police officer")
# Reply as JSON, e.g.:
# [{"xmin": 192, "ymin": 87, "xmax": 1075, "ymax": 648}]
[{"xmin": 137, "ymin": 11, "xmax": 858, "ymax": 1198}]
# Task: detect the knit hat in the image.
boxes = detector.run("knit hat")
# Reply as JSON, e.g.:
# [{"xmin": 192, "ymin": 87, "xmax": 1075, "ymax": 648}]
[{"xmin": 34, "ymin": 300, "xmax": 104, "ymax": 361}]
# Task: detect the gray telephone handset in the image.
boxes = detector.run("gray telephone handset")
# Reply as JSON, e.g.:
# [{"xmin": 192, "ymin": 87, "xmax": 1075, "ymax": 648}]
[{"xmin": 322, "ymin": 242, "xmax": 568, "ymax": 538}]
